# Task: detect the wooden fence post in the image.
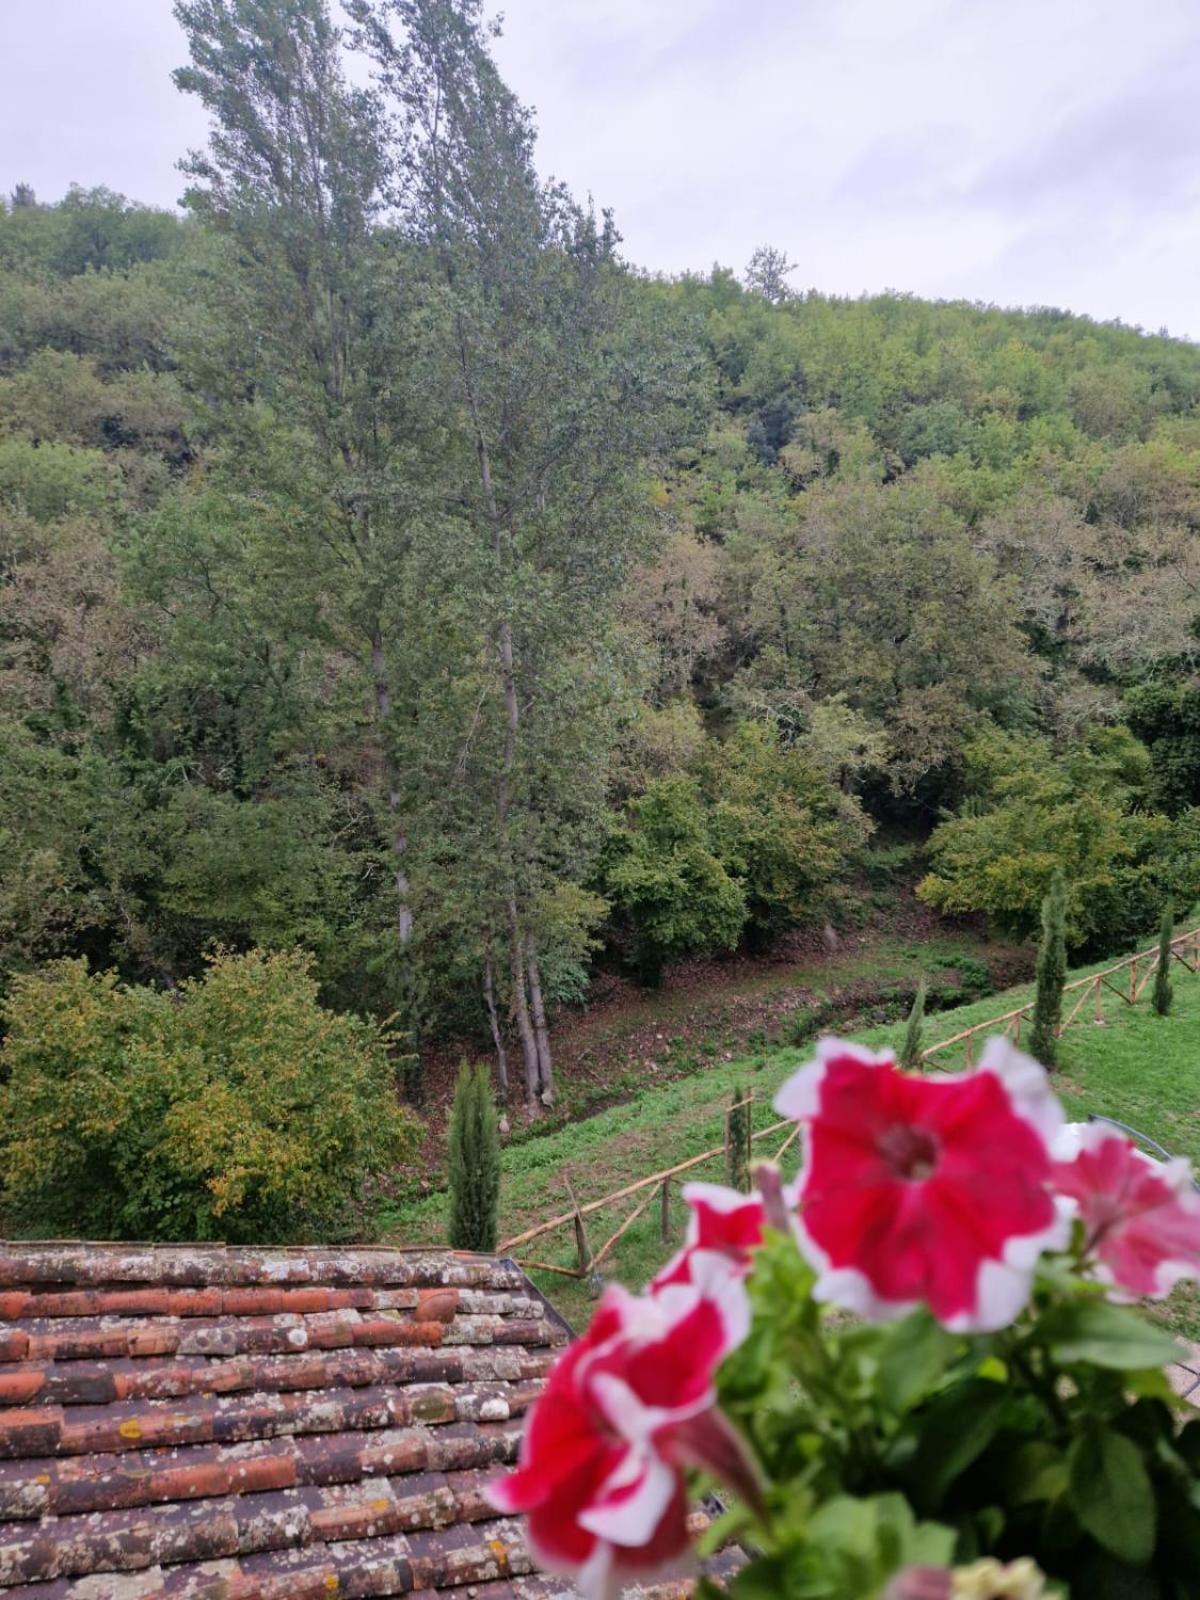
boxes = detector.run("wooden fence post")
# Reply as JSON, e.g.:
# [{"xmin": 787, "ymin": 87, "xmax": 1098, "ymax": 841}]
[
  {"xmin": 1094, "ymin": 975, "xmax": 1104, "ymax": 1024},
  {"xmin": 565, "ymin": 1174, "xmax": 593, "ymax": 1276}
]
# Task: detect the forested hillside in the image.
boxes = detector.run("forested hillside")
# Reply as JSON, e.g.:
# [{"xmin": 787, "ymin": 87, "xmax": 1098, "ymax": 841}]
[{"xmin": 3, "ymin": 0, "xmax": 1200, "ymax": 1187}]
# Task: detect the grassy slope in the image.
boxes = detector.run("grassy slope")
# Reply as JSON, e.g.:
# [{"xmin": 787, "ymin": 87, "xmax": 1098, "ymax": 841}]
[
  {"xmin": 383, "ymin": 936, "xmax": 1200, "ymax": 1331},
  {"xmin": 421, "ymin": 926, "xmax": 1002, "ymax": 1153}
]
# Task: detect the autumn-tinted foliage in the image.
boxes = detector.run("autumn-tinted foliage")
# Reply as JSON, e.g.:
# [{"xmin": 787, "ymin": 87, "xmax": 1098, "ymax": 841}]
[
  {"xmin": 0, "ymin": 949, "xmax": 417, "ymax": 1242},
  {"xmin": 6, "ymin": 0, "xmax": 1200, "ymax": 1102}
]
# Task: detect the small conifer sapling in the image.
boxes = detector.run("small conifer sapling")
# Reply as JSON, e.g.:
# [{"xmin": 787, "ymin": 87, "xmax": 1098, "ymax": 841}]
[
  {"xmin": 1029, "ymin": 871, "xmax": 1067, "ymax": 1068},
  {"xmin": 1154, "ymin": 901, "xmax": 1175, "ymax": 1017},
  {"xmin": 901, "ymin": 979, "xmax": 927, "ymax": 1071},
  {"xmin": 727, "ymin": 1086, "xmax": 752, "ymax": 1192},
  {"xmin": 447, "ymin": 1062, "xmax": 501, "ymax": 1253}
]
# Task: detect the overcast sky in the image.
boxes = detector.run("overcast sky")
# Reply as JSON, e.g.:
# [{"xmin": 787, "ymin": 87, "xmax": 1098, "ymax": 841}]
[{"xmin": 3, "ymin": 0, "xmax": 1198, "ymax": 338}]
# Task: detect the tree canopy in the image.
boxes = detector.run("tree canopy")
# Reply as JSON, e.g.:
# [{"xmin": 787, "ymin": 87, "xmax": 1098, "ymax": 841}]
[{"xmin": 3, "ymin": 0, "xmax": 1200, "ymax": 1146}]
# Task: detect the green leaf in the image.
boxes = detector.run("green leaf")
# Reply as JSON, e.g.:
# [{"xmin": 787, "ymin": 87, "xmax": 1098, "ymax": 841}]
[
  {"xmin": 1039, "ymin": 1300, "xmax": 1181, "ymax": 1370},
  {"xmin": 802, "ymin": 1494, "xmax": 955, "ymax": 1592},
  {"xmin": 1157, "ymin": 1488, "xmax": 1200, "ymax": 1576},
  {"xmin": 876, "ymin": 1308, "xmax": 959, "ymax": 1413},
  {"xmin": 1177, "ymin": 1420, "xmax": 1200, "ymax": 1472},
  {"xmin": 1007, "ymin": 1440, "xmax": 1069, "ymax": 1506},
  {"xmin": 1125, "ymin": 1366, "xmax": 1178, "ymax": 1403},
  {"xmin": 723, "ymin": 1561, "xmax": 800, "ymax": 1600},
  {"xmin": 1068, "ymin": 1425, "xmax": 1157, "ymax": 1566},
  {"xmin": 905, "ymin": 1380, "xmax": 1010, "ymax": 1509},
  {"xmin": 691, "ymin": 1581, "xmax": 727, "ymax": 1600}
]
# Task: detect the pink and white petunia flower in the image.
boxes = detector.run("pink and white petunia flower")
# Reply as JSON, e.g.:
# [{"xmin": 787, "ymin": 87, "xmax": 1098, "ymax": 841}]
[
  {"xmin": 1052, "ymin": 1122, "xmax": 1200, "ymax": 1300},
  {"xmin": 774, "ymin": 1036, "xmax": 1069, "ymax": 1332},
  {"xmin": 487, "ymin": 1258, "xmax": 757, "ymax": 1600},
  {"xmin": 651, "ymin": 1181, "xmax": 766, "ymax": 1292}
]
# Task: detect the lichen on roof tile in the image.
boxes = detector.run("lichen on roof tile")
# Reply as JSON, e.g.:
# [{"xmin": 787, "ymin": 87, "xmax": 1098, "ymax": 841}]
[
  {"xmin": 0, "ymin": 1243, "xmax": 733, "ymax": 1599},
  {"xmin": 0, "ymin": 1245, "xmax": 573, "ymax": 1599}
]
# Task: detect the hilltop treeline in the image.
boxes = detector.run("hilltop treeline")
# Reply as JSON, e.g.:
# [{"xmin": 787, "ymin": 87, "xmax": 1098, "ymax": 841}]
[{"xmin": 3, "ymin": 0, "xmax": 1200, "ymax": 1113}]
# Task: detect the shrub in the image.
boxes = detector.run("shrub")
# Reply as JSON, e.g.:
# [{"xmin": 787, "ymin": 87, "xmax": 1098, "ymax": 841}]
[
  {"xmin": 1125, "ymin": 678, "xmax": 1200, "ymax": 815},
  {"xmin": 699, "ymin": 722, "xmax": 872, "ymax": 941},
  {"xmin": 918, "ymin": 726, "xmax": 1190, "ymax": 953},
  {"xmin": 447, "ymin": 1061, "xmax": 501, "ymax": 1253},
  {"xmin": 0, "ymin": 949, "xmax": 417, "ymax": 1242},
  {"xmin": 929, "ymin": 952, "xmax": 993, "ymax": 1004},
  {"xmin": 602, "ymin": 776, "xmax": 746, "ymax": 985}
]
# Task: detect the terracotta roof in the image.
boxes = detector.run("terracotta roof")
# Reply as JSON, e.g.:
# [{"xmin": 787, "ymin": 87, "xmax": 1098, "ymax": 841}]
[{"xmin": 0, "ymin": 1243, "xmax": 739, "ymax": 1599}]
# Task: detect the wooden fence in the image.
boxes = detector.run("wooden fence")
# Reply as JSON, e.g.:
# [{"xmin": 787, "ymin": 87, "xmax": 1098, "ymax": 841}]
[
  {"xmin": 919, "ymin": 924, "xmax": 1200, "ymax": 1070},
  {"xmin": 501, "ymin": 924, "xmax": 1200, "ymax": 1281},
  {"xmin": 498, "ymin": 1094, "xmax": 795, "ymax": 1280}
]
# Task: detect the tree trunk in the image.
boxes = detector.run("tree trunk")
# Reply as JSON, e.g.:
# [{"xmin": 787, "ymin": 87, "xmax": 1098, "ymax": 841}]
[
  {"xmin": 461, "ymin": 348, "xmax": 539, "ymax": 1111},
  {"xmin": 483, "ymin": 949, "xmax": 509, "ymax": 1100},
  {"xmin": 525, "ymin": 930, "xmax": 553, "ymax": 1105},
  {"xmin": 370, "ymin": 622, "xmax": 413, "ymax": 945},
  {"xmin": 507, "ymin": 898, "xmax": 541, "ymax": 1113}
]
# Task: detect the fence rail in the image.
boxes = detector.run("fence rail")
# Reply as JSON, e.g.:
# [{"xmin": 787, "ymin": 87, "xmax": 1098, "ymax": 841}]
[
  {"xmin": 919, "ymin": 924, "xmax": 1200, "ymax": 1069},
  {"xmin": 497, "ymin": 1100, "xmax": 793, "ymax": 1277},
  {"xmin": 502, "ymin": 924, "xmax": 1200, "ymax": 1282}
]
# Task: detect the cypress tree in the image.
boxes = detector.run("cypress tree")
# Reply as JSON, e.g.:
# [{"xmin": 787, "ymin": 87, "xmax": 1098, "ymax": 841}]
[
  {"xmin": 1154, "ymin": 901, "xmax": 1175, "ymax": 1017},
  {"xmin": 1029, "ymin": 871, "xmax": 1067, "ymax": 1068},
  {"xmin": 727, "ymin": 1086, "xmax": 752, "ymax": 1192},
  {"xmin": 447, "ymin": 1062, "xmax": 501, "ymax": 1253},
  {"xmin": 900, "ymin": 979, "xmax": 927, "ymax": 1070}
]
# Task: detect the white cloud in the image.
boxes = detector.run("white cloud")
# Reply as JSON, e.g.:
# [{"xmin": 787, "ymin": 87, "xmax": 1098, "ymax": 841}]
[
  {"xmin": 1, "ymin": 0, "xmax": 1196, "ymax": 336},
  {"xmin": 491, "ymin": 0, "xmax": 1200, "ymax": 334}
]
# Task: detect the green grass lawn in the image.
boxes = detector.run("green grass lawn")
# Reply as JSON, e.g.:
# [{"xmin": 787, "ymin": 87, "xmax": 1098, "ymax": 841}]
[{"xmin": 382, "ymin": 932, "xmax": 1200, "ymax": 1332}]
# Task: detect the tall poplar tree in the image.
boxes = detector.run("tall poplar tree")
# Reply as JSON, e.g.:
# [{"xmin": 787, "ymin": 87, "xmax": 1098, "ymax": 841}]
[
  {"xmin": 351, "ymin": 0, "xmax": 703, "ymax": 1110},
  {"xmin": 171, "ymin": 0, "xmax": 437, "ymax": 989}
]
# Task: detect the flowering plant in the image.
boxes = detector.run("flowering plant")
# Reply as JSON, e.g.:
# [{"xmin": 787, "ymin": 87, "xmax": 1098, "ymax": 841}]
[{"xmin": 489, "ymin": 1038, "xmax": 1200, "ymax": 1599}]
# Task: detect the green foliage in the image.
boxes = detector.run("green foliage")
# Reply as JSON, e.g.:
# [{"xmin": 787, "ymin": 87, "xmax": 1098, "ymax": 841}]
[
  {"xmin": 0, "ymin": 949, "xmax": 417, "ymax": 1242},
  {"xmin": 919, "ymin": 727, "xmax": 1194, "ymax": 952},
  {"xmin": 0, "ymin": 723, "xmax": 158, "ymax": 983},
  {"xmin": 447, "ymin": 1061, "xmax": 501, "ymax": 1253},
  {"xmin": 900, "ymin": 979, "xmax": 926, "ymax": 1070},
  {"xmin": 1154, "ymin": 901, "xmax": 1175, "ymax": 1017},
  {"xmin": 7, "ymin": 4, "xmax": 1200, "ymax": 1109},
  {"xmin": 1030, "ymin": 871, "xmax": 1067, "ymax": 1067},
  {"xmin": 717, "ymin": 1233, "xmax": 1199, "ymax": 1598},
  {"xmin": 727, "ymin": 1085, "xmax": 752, "ymax": 1193},
  {"xmin": 603, "ymin": 777, "xmax": 747, "ymax": 985},
  {"xmin": 929, "ymin": 952, "xmax": 993, "ymax": 1004},
  {"xmin": 699, "ymin": 722, "xmax": 872, "ymax": 940},
  {"xmin": 602, "ymin": 729, "xmax": 868, "ymax": 982},
  {"xmin": 0, "ymin": 436, "xmax": 121, "ymax": 522},
  {"xmin": 1126, "ymin": 679, "xmax": 1200, "ymax": 815},
  {"xmin": 0, "ymin": 185, "xmax": 183, "ymax": 277}
]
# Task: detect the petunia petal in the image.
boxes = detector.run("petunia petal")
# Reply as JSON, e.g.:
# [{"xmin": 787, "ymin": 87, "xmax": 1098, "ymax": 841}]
[
  {"xmin": 581, "ymin": 1438, "xmax": 677, "ymax": 1546},
  {"xmin": 1053, "ymin": 1125, "xmax": 1200, "ymax": 1300},
  {"xmin": 977, "ymin": 1036, "xmax": 1065, "ymax": 1146},
  {"xmin": 658, "ymin": 1401, "xmax": 763, "ymax": 1513},
  {"xmin": 774, "ymin": 1035, "xmax": 892, "ymax": 1121},
  {"xmin": 787, "ymin": 1037, "xmax": 1066, "ymax": 1330}
]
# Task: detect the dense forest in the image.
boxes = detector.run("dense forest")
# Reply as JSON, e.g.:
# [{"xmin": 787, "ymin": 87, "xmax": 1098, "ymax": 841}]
[{"xmin": 4, "ymin": 0, "xmax": 1200, "ymax": 1236}]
